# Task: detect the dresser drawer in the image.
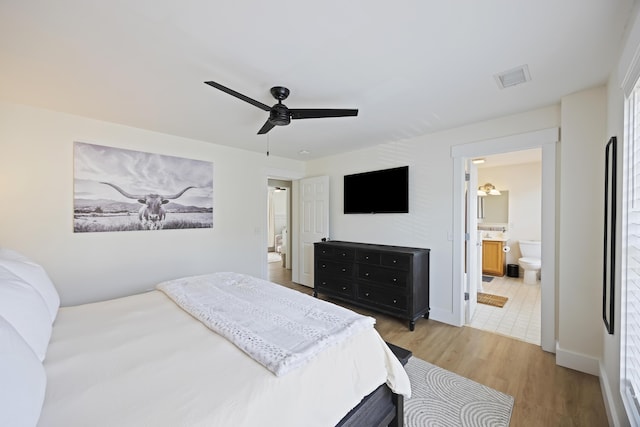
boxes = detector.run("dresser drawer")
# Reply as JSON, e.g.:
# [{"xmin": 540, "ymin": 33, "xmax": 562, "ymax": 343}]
[
  {"xmin": 357, "ymin": 285, "xmax": 407, "ymax": 311},
  {"xmin": 358, "ymin": 265, "xmax": 408, "ymax": 288},
  {"xmin": 316, "ymin": 260, "xmax": 354, "ymax": 278},
  {"xmin": 317, "ymin": 246, "xmax": 355, "ymax": 261},
  {"xmin": 355, "ymin": 250, "xmax": 381, "ymax": 265},
  {"xmin": 315, "ymin": 278, "xmax": 354, "ymax": 297},
  {"xmin": 380, "ymin": 253, "xmax": 411, "ymax": 270}
]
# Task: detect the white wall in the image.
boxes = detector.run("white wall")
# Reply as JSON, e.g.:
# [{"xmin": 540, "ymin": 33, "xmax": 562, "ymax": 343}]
[
  {"xmin": 306, "ymin": 106, "xmax": 559, "ymax": 325},
  {"xmin": 478, "ymin": 162, "xmax": 542, "ymax": 266},
  {"xmin": 0, "ymin": 102, "xmax": 305, "ymax": 306},
  {"xmin": 599, "ymin": 3, "xmax": 640, "ymax": 426},
  {"xmin": 556, "ymin": 86, "xmax": 607, "ymax": 373},
  {"xmin": 273, "ymin": 190, "xmax": 288, "ymax": 235},
  {"xmin": 603, "ymin": 71, "xmax": 629, "ymax": 427}
]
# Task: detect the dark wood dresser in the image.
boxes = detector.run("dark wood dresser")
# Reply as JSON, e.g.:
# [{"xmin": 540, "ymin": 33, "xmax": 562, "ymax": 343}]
[{"xmin": 314, "ymin": 240, "xmax": 430, "ymax": 331}]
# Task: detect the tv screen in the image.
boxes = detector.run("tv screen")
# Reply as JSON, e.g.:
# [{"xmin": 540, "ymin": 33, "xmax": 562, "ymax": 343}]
[{"xmin": 343, "ymin": 166, "xmax": 409, "ymax": 214}]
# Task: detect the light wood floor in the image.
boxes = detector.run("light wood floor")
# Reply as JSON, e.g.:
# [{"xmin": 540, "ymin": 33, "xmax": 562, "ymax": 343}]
[{"xmin": 268, "ymin": 262, "xmax": 609, "ymax": 427}]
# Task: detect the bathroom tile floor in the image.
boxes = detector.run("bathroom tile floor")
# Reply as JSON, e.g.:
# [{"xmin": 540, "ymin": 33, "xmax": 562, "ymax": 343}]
[{"xmin": 468, "ymin": 275, "xmax": 541, "ymax": 345}]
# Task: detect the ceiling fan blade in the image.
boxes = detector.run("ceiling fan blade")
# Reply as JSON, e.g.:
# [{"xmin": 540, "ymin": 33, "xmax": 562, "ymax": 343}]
[
  {"xmin": 290, "ymin": 109, "xmax": 358, "ymax": 120},
  {"xmin": 204, "ymin": 81, "xmax": 271, "ymax": 112},
  {"xmin": 257, "ymin": 120, "xmax": 275, "ymax": 135}
]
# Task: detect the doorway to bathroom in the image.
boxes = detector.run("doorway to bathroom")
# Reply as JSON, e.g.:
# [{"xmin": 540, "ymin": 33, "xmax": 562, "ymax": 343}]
[
  {"xmin": 452, "ymin": 127, "xmax": 558, "ymax": 353},
  {"xmin": 469, "ymin": 150, "xmax": 542, "ymax": 345}
]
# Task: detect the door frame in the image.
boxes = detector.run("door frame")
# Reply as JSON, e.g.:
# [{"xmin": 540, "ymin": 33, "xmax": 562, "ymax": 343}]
[
  {"xmin": 264, "ymin": 168, "xmax": 304, "ymax": 280},
  {"xmin": 465, "ymin": 160, "xmax": 479, "ymax": 323},
  {"xmin": 451, "ymin": 127, "xmax": 558, "ymax": 353}
]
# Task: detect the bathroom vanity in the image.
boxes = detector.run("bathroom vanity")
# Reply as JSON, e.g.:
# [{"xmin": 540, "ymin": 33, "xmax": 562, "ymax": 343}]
[{"xmin": 482, "ymin": 239, "xmax": 505, "ymax": 276}]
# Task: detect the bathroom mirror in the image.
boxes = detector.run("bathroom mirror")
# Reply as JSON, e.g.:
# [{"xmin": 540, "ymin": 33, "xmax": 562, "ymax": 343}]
[{"xmin": 478, "ymin": 191, "xmax": 508, "ymax": 223}]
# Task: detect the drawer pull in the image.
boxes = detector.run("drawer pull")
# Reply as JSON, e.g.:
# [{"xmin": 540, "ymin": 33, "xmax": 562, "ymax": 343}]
[
  {"xmin": 365, "ymin": 256, "xmax": 369, "ymax": 260},
  {"xmin": 392, "ymin": 278, "xmax": 397, "ymax": 283},
  {"xmin": 321, "ymin": 264, "xmax": 326, "ymax": 268},
  {"xmin": 365, "ymin": 272, "xmax": 369, "ymax": 277},
  {"xmin": 321, "ymin": 281, "xmax": 327, "ymax": 285},
  {"xmin": 393, "ymin": 299, "xmax": 397, "ymax": 304},
  {"xmin": 342, "ymin": 252, "xmax": 347, "ymax": 257},
  {"xmin": 365, "ymin": 292, "xmax": 370, "ymax": 297},
  {"xmin": 342, "ymin": 286, "xmax": 347, "ymax": 291},
  {"xmin": 393, "ymin": 259, "xmax": 397, "ymax": 264},
  {"xmin": 341, "ymin": 268, "xmax": 346, "ymax": 272}
]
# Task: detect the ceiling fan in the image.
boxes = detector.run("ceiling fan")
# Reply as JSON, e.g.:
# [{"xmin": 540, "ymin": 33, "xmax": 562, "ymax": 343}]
[{"xmin": 204, "ymin": 81, "xmax": 358, "ymax": 135}]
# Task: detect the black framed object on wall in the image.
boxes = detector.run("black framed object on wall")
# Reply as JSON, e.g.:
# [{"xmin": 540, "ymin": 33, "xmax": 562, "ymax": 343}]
[{"xmin": 603, "ymin": 136, "xmax": 617, "ymax": 335}]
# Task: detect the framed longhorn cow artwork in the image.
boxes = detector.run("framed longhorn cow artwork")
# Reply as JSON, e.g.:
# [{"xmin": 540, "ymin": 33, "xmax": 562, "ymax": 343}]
[{"xmin": 73, "ymin": 142, "xmax": 213, "ymax": 232}]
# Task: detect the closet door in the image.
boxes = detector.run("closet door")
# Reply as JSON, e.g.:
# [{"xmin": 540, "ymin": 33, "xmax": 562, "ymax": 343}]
[{"xmin": 298, "ymin": 176, "xmax": 329, "ymax": 287}]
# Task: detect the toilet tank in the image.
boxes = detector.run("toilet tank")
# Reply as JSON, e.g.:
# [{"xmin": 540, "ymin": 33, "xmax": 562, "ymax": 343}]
[{"xmin": 519, "ymin": 240, "xmax": 541, "ymax": 258}]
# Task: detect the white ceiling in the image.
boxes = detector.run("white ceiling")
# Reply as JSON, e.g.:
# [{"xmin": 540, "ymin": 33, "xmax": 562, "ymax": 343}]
[{"xmin": 0, "ymin": 1, "xmax": 634, "ymax": 160}]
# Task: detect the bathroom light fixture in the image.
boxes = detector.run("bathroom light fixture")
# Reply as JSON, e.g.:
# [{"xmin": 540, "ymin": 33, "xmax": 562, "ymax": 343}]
[
  {"xmin": 477, "ymin": 183, "xmax": 501, "ymax": 196},
  {"xmin": 472, "ymin": 158, "xmax": 485, "ymax": 164}
]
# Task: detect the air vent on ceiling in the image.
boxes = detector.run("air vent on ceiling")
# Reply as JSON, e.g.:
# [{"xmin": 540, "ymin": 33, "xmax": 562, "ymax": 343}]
[{"xmin": 494, "ymin": 64, "xmax": 531, "ymax": 89}]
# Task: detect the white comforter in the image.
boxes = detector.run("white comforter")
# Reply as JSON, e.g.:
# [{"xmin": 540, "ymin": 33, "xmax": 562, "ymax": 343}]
[{"xmin": 39, "ymin": 288, "xmax": 410, "ymax": 427}]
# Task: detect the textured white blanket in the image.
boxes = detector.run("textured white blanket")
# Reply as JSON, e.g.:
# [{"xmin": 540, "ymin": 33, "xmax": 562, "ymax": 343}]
[{"xmin": 157, "ymin": 272, "xmax": 375, "ymax": 376}]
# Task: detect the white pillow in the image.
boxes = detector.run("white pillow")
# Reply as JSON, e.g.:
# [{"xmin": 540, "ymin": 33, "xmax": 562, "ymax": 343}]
[
  {"xmin": 0, "ymin": 249, "xmax": 60, "ymax": 321},
  {"xmin": 0, "ymin": 314, "xmax": 46, "ymax": 427},
  {"xmin": 0, "ymin": 247, "xmax": 31, "ymax": 262},
  {"xmin": 0, "ymin": 266, "xmax": 52, "ymax": 361}
]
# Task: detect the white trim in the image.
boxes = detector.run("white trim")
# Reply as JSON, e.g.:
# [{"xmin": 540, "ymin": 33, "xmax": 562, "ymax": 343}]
[
  {"xmin": 600, "ymin": 360, "xmax": 627, "ymax": 427},
  {"xmin": 292, "ymin": 180, "xmax": 300, "ymax": 283},
  {"xmin": 540, "ymin": 140, "xmax": 556, "ymax": 353},
  {"xmin": 265, "ymin": 168, "xmax": 304, "ymax": 182},
  {"xmin": 619, "ymin": 3, "xmax": 640, "ymax": 97},
  {"xmin": 451, "ymin": 127, "xmax": 559, "ymax": 351},
  {"xmin": 450, "ymin": 128, "xmax": 559, "ymax": 158},
  {"xmin": 452, "ymin": 157, "xmax": 465, "ymax": 326},
  {"xmin": 556, "ymin": 342, "xmax": 600, "ymax": 376}
]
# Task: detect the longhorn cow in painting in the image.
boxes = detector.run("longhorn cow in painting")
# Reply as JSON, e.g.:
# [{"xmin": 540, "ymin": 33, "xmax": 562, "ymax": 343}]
[{"xmin": 101, "ymin": 182, "xmax": 195, "ymax": 230}]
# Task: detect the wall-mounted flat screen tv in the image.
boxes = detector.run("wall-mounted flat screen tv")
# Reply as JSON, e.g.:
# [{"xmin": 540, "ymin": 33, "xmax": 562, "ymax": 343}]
[{"xmin": 343, "ymin": 166, "xmax": 409, "ymax": 214}]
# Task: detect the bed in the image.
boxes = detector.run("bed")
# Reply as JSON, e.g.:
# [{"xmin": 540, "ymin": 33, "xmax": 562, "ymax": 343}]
[{"xmin": 0, "ymin": 248, "xmax": 410, "ymax": 427}]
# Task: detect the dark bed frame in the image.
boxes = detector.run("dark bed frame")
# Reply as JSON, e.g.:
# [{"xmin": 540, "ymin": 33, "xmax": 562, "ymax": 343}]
[
  {"xmin": 335, "ymin": 342, "xmax": 410, "ymax": 427},
  {"xmin": 336, "ymin": 383, "xmax": 404, "ymax": 427}
]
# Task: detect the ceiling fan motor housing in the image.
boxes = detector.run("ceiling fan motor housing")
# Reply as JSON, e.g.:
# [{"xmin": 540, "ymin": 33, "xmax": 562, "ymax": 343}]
[{"xmin": 269, "ymin": 103, "xmax": 291, "ymax": 126}]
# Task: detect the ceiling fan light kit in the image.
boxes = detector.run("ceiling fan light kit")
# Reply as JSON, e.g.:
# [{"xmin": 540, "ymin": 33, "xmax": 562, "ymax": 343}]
[{"xmin": 204, "ymin": 81, "xmax": 358, "ymax": 135}]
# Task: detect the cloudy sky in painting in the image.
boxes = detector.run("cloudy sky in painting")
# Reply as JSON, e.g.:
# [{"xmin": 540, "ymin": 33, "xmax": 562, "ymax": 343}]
[{"xmin": 74, "ymin": 142, "xmax": 213, "ymax": 208}]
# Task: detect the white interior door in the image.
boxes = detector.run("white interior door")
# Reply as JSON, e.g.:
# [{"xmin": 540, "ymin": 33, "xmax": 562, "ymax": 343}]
[
  {"xmin": 465, "ymin": 162, "xmax": 479, "ymax": 323},
  {"xmin": 298, "ymin": 176, "xmax": 329, "ymax": 287}
]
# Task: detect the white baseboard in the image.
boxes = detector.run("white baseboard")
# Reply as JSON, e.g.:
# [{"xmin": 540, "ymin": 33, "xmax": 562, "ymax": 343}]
[
  {"xmin": 555, "ymin": 342, "xmax": 600, "ymax": 376},
  {"xmin": 599, "ymin": 360, "xmax": 628, "ymax": 427}
]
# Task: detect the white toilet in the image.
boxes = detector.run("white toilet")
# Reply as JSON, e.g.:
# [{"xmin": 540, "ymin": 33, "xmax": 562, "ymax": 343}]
[{"xmin": 518, "ymin": 240, "xmax": 541, "ymax": 285}]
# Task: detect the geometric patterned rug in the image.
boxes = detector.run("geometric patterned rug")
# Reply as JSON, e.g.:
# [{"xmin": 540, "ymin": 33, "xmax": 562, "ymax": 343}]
[
  {"xmin": 404, "ymin": 357, "xmax": 514, "ymax": 427},
  {"xmin": 477, "ymin": 292, "xmax": 509, "ymax": 308}
]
